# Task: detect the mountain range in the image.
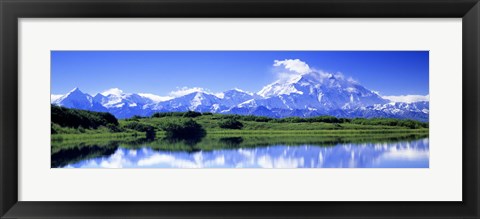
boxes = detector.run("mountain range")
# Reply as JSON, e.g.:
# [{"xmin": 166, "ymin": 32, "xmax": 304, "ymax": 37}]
[{"xmin": 51, "ymin": 71, "xmax": 429, "ymax": 122}]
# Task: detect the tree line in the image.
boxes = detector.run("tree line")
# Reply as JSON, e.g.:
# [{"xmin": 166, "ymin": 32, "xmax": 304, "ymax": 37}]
[
  {"xmin": 148, "ymin": 111, "xmax": 428, "ymax": 129},
  {"xmin": 51, "ymin": 105, "xmax": 118, "ymax": 129},
  {"xmin": 52, "ymin": 107, "xmax": 428, "ymax": 139}
]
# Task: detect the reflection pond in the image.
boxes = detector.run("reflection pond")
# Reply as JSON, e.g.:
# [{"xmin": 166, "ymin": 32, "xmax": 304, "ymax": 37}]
[{"xmin": 52, "ymin": 133, "xmax": 429, "ymax": 168}]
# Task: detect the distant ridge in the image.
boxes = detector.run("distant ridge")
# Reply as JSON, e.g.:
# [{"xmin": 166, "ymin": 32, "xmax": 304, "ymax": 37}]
[{"xmin": 51, "ymin": 71, "xmax": 429, "ymax": 121}]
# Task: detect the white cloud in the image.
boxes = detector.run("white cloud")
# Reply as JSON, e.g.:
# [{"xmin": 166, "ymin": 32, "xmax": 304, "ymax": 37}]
[
  {"xmin": 272, "ymin": 59, "xmax": 314, "ymax": 83},
  {"xmin": 273, "ymin": 59, "xmax": 312, "ymax": 74},
  {"xmin": 271, "ymin": 59, "xmax": 351, "ymax": 84},
  {"xmin": 169, "ymin": 87, "xmax": 211, "ymax": 97},
  {"xmin": 382, "ymin": 94, "xmax": 429, "ymax": 103}
]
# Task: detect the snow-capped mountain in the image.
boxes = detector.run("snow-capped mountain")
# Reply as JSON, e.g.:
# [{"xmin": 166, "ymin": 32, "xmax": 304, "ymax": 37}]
[
  {"xmin": 243, "ymin": 72, "xmax": 388, "ymax": 111},
  {"xmin": 52, "ymin": 88, "xmax": 96, "ymax": 110},
  {"xmin": 51, "ymin": 71, "xmax": 429, "ymax": 121},
  {"xmin": 218, "ymin": 89, "xmax": 257, "ymax": 107},
  {"xmin": 92, "ymin": 88, "xmax": 155, "ymax": 108},
  {"xmin": 52, "ymin": 88, "xmax": 160, "ymax": 118},
  {"xmin": 152, "ymin": 92, "xmax": 224, "ymax": 113}
]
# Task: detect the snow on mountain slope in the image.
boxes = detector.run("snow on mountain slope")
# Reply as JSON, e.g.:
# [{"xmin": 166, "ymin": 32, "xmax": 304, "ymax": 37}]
[
  {"xmin": 52, "ymin": 88, "xmax": 94, "ymax": 110},
  {"xmin": 152, "ymin": 91, "xmax": 224, "ymax": 112},
  {"xmin": 94, "ymin": 88, "xmax": 155, "ymax": 108},
  {"xmin": 218, "ymin": 89, "xmax": 257, "ymax": 107},
  {"xmin": 50, "ymin": 64, "xmax": 428, "ymax": 121},
  {"xmin": 138, "ymin": 93, "xmax": 172, "ymax": 102},
  {"xmin": 238, "ymin": 71, "xmax": 388, "ymax": 114},
  {"xmin": 51, "ymin": 94, "xmax": 63, "ymax": 102},
  {"xmin": 53, "ymin": 88, "xmax": 162, "ymax": 117}
]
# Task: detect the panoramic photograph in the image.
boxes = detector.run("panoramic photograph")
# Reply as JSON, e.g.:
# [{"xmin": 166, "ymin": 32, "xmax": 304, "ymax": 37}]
[{"xmin": 51, "ymin": 51, "xmax": 429, "ymax": 168}]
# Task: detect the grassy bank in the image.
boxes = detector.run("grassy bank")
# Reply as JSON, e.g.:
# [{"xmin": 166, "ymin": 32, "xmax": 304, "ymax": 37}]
[{"xmin": 51, "ymin": 106, "xmax": 429, "ymax": 153}]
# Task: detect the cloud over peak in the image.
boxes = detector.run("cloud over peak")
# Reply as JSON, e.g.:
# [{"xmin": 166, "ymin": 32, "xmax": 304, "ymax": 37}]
[
  {"xmin": 272, "ymin": 59, "xmax": 358, "ymax": 85},
  {"xmin": 273, "ymin": 59, "xmax": 313, "ymax": 83},
  {"xmin": 273, "ymin": 59, "xmax": 312, "ymax": 75}
]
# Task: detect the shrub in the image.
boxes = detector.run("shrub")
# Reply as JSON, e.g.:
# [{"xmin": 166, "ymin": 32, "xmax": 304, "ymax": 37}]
[
  {"xmin": 305, "ymin": 116, "xmax": 342, "ymax": 123},
  {"xmin": 107, "ymin": 123, "xmax": 123, "ymax": 133},
  {"xmin": 241, "ymin": 115, "xmax": 273, "ymax": 122},
  {"xmin": 151, "ymin": 112, "xmax": 186, "ymax": 118},
  {"xmin": 350, "ymin": 118, "xmax": 428, "ymax": 129},
  {"xmin": 183, "ymin": 111, "xmax": 202, "ymax": 118},
  {"xmin": 123, "ymin": 121, "xmax": 154, "ymax": 132},
  {"xmin": 51, "ymin": 122, "xmax": 83, "ymax": 134},
  {"xmin": 51, "ymin": 105, "xmax": 119, "ymax": 129},
  {"xmin": 151, "ymin": 112, "xmax": 164, "ymax": 118},
  {"xmin": 219, "ymin": 118, "xmax": 244, "ymax": 129},
  {"xmin": 162, "ymin": 119, "xmax": 206, "ymax": 139},
  {"xmin": 278, "ymin": 117, "xmax": 306, "ymax": 123}
]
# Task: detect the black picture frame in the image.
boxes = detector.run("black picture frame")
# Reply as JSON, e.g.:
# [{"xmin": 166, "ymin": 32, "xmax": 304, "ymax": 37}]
[{"xmin": 1, "ymin": 0, "xmax": 479, "ymax": 218}]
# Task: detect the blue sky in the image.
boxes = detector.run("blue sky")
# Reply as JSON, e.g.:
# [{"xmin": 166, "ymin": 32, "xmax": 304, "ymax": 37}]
[{"xmin": 51, "ymin": 51, "xmax": 428, "ymax": 97}]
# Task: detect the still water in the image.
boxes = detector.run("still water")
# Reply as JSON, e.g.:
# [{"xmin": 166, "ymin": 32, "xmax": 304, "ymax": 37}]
[{"xmin": 56, "ymin": 138, "xmax": 429, "ymax": 168}]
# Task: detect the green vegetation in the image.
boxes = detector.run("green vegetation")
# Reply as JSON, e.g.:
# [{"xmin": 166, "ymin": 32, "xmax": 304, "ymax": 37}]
[
  {"xmin": 51, "ymin": 105, "xmax": 118, "ymax": 132},
  {"xmin": 51, "ymin": 108, "xmax": 429, "ymax": 153},
  {"xmin": 350, "ymin": 118, "xmax": 428, "ymax": 129},
  {"xmin": 161, "ymin": 119, "xmax": 206, "ymax": 139},
  {"xmin": 219, "ymin": 118, "xmax": 244, "ymax": 129}
]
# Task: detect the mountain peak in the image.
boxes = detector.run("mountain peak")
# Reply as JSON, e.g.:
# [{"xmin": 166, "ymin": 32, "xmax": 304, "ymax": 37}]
[
  {"xmin": 64, "ymin": 87, "xmax": 88, "ymax": 98},
  {"xmin": 69, "ymin": 87, "xmax": 82, "ymax": 93},
  {"xmin": 53, "ymin": 87, "xmax": 94, "ymax": 110},
  {"xmin": 174, "ymin": 91, "xmax": 216, "ymax": 100},
  {"xmin": 93, "ymin": 93, "xmax": 105, "ymax": 98},
  {"xmin": 225, "ymin": 88, "xmax": 253, "ymax": 95},
  {"xmin": 232, "ymin": 88, "xmax": 246, "ymax": 92}
]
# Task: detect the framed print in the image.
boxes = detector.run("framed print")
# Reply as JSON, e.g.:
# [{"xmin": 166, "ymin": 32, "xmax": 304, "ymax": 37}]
[{"xmin": 1, "ymin": 0, "xmax": 479, "ymax": 218}]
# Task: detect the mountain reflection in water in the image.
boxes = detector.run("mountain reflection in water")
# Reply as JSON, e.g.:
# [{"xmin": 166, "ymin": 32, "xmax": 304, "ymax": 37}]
[{"xmin": 57, "ymin": 138, "xmax": 429, "ymax": 168}]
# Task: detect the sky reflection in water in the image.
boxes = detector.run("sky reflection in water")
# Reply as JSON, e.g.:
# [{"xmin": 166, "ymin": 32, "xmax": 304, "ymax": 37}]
[{"xmin": 63, "ymin": 138, "xmax": 429, "ymax": 168}]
